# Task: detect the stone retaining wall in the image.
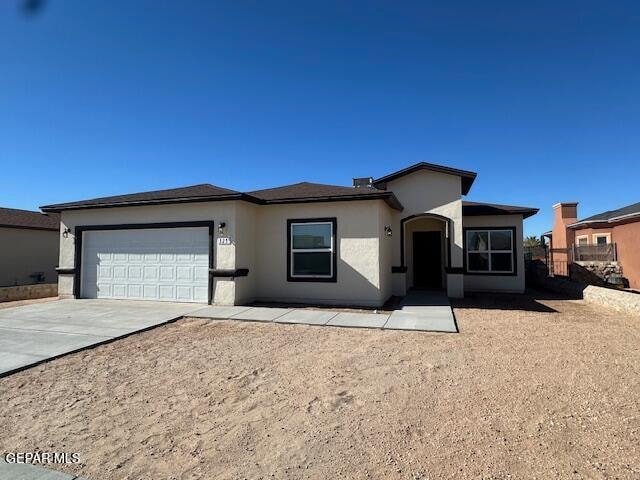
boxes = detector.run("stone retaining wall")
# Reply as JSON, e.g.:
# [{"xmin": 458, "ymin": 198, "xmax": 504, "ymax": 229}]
[
  {"xmin": 583, "ymin": 285, "xmax": 640, "ymax": 316},
  {"xmin": 0, "ymin": 283, "xmax": 58, "ymax": 303},
  {"xmin": 572, "ymin": 261, "xmax": 625, "ymax": 286}
]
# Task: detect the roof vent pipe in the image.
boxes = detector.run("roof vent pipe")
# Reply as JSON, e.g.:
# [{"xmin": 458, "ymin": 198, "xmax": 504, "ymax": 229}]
[{"xmin": 353, "ymin": 177, "xmax": 373, "ymax": 188}]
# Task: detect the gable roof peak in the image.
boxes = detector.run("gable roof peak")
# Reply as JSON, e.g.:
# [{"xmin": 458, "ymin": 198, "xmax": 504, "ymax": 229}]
[{"xmin": 372, "ymin": 161, "xmax": 477, "ymax": 195}]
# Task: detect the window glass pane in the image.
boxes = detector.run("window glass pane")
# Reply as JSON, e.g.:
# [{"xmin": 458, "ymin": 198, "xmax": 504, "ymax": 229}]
[
  {"xmin": 491, "ymin": 253, "xmax": 513, "ymax": 272},
  {"xmin": 468, "ymin": 252, "xmax": 489, "ymax": 271},
  {"xmin": 293, "ymin": 252, "xmax": 331, "ymax": 276},
  {"xmin": 292, "ymin": 223, "xmax": 331, "ymax": 249},
  {"xmin": 490, "ymin": 230, "xmax": 512, "ymax": 250},
  {"xmin": 596, "ymin": 236, "xmax": 607, "ymax": 245},
  {"xmin": 577, "ymin": 237, "xmax": 588, "ymax": 246},
  {"xmin": 467, "ymin": 231, "xmax": 489, "ymax": 251}
]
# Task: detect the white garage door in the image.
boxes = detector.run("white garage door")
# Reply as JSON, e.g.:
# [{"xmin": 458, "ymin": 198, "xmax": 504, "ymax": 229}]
[{"xmin": 81, "ymin": 227, "xmax": 210, "ymax": 303}]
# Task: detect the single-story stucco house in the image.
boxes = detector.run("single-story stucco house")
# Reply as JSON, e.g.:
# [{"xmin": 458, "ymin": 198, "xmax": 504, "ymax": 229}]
[
  {"xmin": 0, "ymin": 207, "xmax": 60, "ymax": 287},
  {"xmin": 41, "ymin": 162, "xmax": 538, "ymax": 307}
]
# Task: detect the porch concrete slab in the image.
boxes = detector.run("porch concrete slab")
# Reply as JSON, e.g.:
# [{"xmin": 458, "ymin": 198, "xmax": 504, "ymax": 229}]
[
  {"xmin": 230, "ymin": 307, "xmax": 291, "ymax": 322},
  {"xmin": 275, "ymin": 309, "xmax": 339, "ymax": 325},
  {"xmin": 0, "ymin": 458, "xmax": 77, "ymax": 479},
  {"xmin": 384, "ymin": 310, "xmax": 457, "ymax": 333},
  {"xmin": 400, "ymin": 305, "xmax": 454, "ymax": 316},
  {"xmin": 327, "ymin": 312, "xmax": 390, "ymax": 329},
  {"xmin": 188, "ymin": 305, "xmax": 253, "ymax": 320}
]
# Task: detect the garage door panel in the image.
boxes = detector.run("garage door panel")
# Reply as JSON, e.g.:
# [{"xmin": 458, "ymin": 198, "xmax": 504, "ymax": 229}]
[
  {"xmin": 81, "ymin": 227, "xmax": 210, "ymax": 304},
  {"xmin": 128, "ymin": 266, "xmax": 143, "ymax": 280},
  {"xmin": 128, "ymin": 284, "xmax": 142, "ymax": 298},
  {"xmin": 194, "ymin": 266, "xmax": 209, "ymax": 281}
]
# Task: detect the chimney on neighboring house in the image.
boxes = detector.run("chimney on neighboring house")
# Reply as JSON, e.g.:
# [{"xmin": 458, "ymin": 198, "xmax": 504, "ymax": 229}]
[{"xmin": 552, "ymin": 202, "xmax": 578, "ymax": 252}]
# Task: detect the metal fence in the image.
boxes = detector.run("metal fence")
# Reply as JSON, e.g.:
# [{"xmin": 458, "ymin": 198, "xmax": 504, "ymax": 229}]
[
  {"xmin": 524, "ymin": 243, "xmax": 618, "ymax": 280},
  {"xmin": 572, "ymin": 244, "xmax": 617, "ymax": 262},
  {"xmin": 524, "ymin": 245, "xmax": 569, "ymax": 277}
]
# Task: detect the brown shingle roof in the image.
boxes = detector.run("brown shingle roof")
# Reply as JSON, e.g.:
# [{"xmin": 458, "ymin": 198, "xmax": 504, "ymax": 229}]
[
  {"xmin": 249, "ymin": 182, "xmax": 403, "ymax": 210},
  {"xmin": 0, "ymin": 207, "xmax": 60, "ymax": 231},
  {"xmin": 462, "ymin": 201, "xmax": 539, "ymax": 219},
  {"xmin": 42, "ymin": 182, "xmax": 404, "ymax": 212},
  {"xmin": 41, "ymin": 184, "xmax": 246, "ymax": 212}
]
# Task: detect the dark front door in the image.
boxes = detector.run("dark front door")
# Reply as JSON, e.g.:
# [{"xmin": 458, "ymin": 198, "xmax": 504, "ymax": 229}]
[{"xmin": 413, "ymin": 231, "xmax": 442, "ymax": 289}]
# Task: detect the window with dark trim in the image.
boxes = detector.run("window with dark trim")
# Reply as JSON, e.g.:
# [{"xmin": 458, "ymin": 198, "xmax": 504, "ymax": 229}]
[
  {"xmin": 287, "ymin": 218, "xmax": 337, "ymax": 282},
  {"xmin": 465, "ymin": 228, "xmax": 515, "ymax": 274}
]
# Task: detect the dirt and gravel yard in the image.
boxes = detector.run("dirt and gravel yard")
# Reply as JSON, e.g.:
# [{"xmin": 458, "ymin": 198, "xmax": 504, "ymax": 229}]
[{"xmin": 1, "ymin": 291, "xmax": 639, "ymax": 479}]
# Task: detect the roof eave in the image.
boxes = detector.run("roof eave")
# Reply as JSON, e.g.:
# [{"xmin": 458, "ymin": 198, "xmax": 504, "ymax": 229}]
[
  {"xmin": 569, "ymin": 211, "xmax": 640, "ymax": 228},
  {"xmin": 0, "ymin": 223, "xmax": 59, "ymax": 232},
  {"xmin": 40, "ymin": 193, "xmax": 254, "ymax": 213},
  {"xmin": 462, "ymin": 206, "xmax": 539, "ymax": 219},
  {"xmin": 261, "ymin": 193, "xmax": 404, "ymax": 211}
]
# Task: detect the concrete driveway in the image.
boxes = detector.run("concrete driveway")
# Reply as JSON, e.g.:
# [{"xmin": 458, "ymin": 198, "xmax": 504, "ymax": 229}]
[{"xmin": 0, "ymin": 299, "xmax": 203, "ymax": 377}]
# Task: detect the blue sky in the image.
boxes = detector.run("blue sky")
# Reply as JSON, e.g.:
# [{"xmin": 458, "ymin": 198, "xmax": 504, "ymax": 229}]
[{"xmin": 1, "ymin": 1, "xmax": 638, "ymax": 236}]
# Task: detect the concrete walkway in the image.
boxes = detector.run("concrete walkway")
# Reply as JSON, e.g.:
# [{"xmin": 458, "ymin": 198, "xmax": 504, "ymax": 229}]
[{"xmin": 190, "ymin": 292, "xmax": 457, "ymax": 333}]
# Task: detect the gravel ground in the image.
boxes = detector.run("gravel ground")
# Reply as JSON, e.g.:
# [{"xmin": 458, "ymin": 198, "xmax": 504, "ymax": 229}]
[{"xmin": 1, "ymin": 291, "xmax": 639, "ymax": 479}]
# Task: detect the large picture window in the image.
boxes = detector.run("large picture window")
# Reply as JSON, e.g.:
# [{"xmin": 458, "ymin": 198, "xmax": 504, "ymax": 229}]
[
  {"xmin": 465, "ymin": 228, "xmax": 515, "ymax": 274},
  {"xmin": 287, "ymin": 218, "xmax": 337, "ymax": 282}
]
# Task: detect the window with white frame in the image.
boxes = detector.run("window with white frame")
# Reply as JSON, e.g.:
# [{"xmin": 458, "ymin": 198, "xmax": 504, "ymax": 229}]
[
  {"xmin": 576, "ymin": 235, "xmax": 589, "ymax": 246},
  {"xmin": 466, "ymin": 229, "xmax": 514, "ymax": 273},
  {"xmin": 288, "ymin": 219, "xmax": 336, "ymax": 281},
  {"xmin": 592, "ymin": 233, "xmax": 610, "ymax": 246}
]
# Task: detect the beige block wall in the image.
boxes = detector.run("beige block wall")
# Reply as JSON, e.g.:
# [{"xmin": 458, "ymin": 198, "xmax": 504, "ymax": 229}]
[
  {"xmin": 462, "ymin": 214, "xmax": 525, "ymax": 293},
  {"xmin": 0, "ymin": 227, "xmax": 59, "ymax": 287},
  {"xmin": 253, "ymin": 200, "xmax": 388, "ymax": 307},
  {"xmin": 58, "ymin": 201, "xmax": 239, "ymax": 304}
]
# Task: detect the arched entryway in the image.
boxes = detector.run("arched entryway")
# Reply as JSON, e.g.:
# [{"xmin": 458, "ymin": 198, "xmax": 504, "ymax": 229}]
[{"xmin": 401, "ymin": 213, "xmax": 452, "ymax": 290}]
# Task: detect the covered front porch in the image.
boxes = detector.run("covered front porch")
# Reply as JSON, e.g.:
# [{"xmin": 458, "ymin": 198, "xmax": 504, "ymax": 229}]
[{"xmin": 392, "ymin": 212, "xmax": 464, "ymax": 298}]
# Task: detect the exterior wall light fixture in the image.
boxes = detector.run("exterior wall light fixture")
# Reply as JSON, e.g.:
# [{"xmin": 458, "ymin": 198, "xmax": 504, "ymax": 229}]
[
  {"xmin": 218, "ymin": 222, "xmax": 226, "ymax": 235},
  {"xmin": 384, "ymin": 225, "xmax": 393, "ymax": 237},
  {"xmin": 62, "ymin": 227, "xmax": 72, "ymax": 238}
]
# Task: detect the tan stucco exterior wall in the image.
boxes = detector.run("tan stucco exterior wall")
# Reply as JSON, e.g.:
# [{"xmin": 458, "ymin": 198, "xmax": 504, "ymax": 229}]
[
  {"xmin": 58, "ymin": 199, "xmax": 393, "ymax": 307},
  {"xmin": 0, "ymin": 227, "xmax": 59, "ymax": 287},
  {"xmin": 382, "ymin": 169, "xmax": 464, "ymax": 297},
  {"xmin": 58, "ymin": 201, "xmax": 239, "ymax": 304},
  {"xmin": 234, "ymin": 202, "xmax": 258, "ymax": 304},
  {"xmin": 378, "ymin": 201, "xmax": 395, "ymax": 303},
  {"xmin": 462, "ymin": 214, "xmax": 525, "ymax": 293},
  {"xmin": 252, "ymin": 200, "xmax": 390, "ymax": 307}
]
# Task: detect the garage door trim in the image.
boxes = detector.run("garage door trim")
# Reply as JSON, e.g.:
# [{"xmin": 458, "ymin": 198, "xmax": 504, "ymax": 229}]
[{"xmin": 73, "ymin": 221, "xmax": 215, "ymax": 303}]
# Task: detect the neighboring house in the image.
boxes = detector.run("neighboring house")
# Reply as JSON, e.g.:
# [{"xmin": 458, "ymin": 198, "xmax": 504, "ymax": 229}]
[
  {"xmin": 0, "ymin": 207, "xmax": 60, "ymax": 287},
  {"xmin": 546, "ymin": 201, "xmax": 640, "ymax": 289},
  {"xmin": 41, "ymin": 162, "xmax": 538, "ymax": 307}
]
